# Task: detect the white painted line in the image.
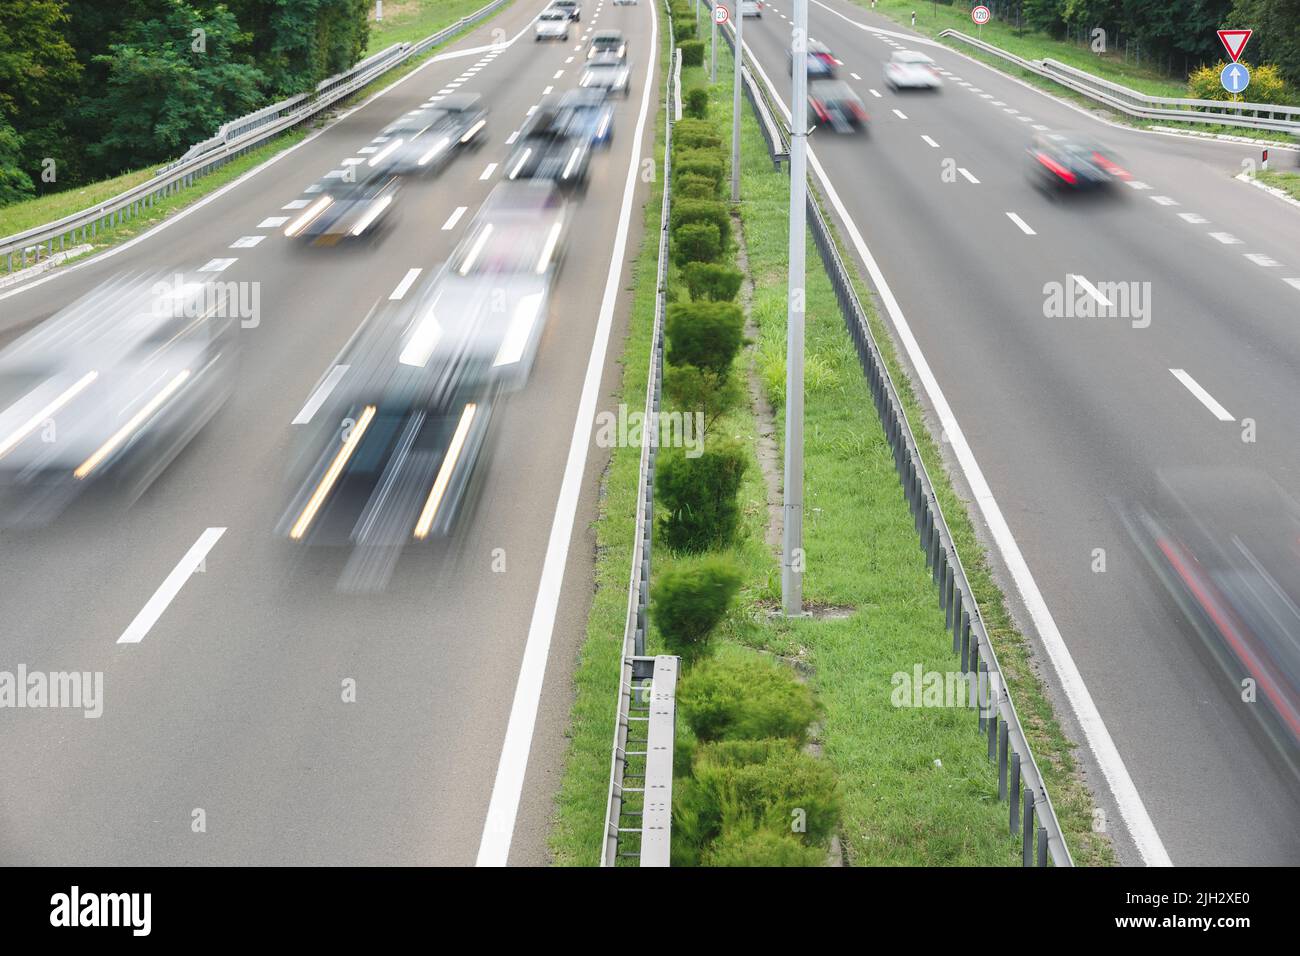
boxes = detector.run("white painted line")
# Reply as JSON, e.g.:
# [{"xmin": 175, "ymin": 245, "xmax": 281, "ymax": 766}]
[
  {"xmin": 1170, "ymin": 368, "xmax": 1234, "ymax": 422},
  {"xmin": 1004, "ymin": 107, "xmax": 1019, "ymax": 114},
  {"xmin": 282, "ymin": 199, "xmax": 311, "ymax": 209},
  {"xmin": 921, "ymin": 134, "xmax": 940, "ymax": 148},
  {"xmin": 480, "ymin": 163, "xmax": 498, "ymax": 180},
  {"xmin": 1069, "ymin": 274, "xmax": 1111, "ymax": 309},
  {"xmin": 1017, "ymin": 115, "xmax": 1032, "ymax": 122},
  {"xmin": 981, "ymin": 93, "xmax": 995, "ymax": 99},
  {"xmin": 477, "ymin": 0, "xmax": 659, "ymax": 870},
  {"xmin": 869, "ymin": 88, "xmax": 882, "ymax": 97},
  {"xmin": 505, "ymin": 130, "xmax": 520, "ymax": 145},
  {"xmin": 438, "ymin": 88, "xmax": 454, "ymax": 94},
  {"xmin": 566, "ymin": 56, "xmax": 575, "ymax": 63},
  {"xmin": 1006, "ymin": 212, "xmax": 1036, "ymax": 235},
  {"xmin": 991, "ymin": 100, "xmax": 1006, "ymax": 106},
  {"xmin": 304, "ymin": 184, "xmax": 323, "ymax": 194},
  {"xmin": 957, "ymin": 167, "xmax": 979, "ymax": 184},
  {"xmin": 543, "ymin": 85, "xmax": 554, "ymax": 95},
  {"xmin": 969, "ymin": 87, "xmax": 982, "ymax": 93},
  {"xmin": 1209, "ymin": 232, "xmax": 1241, "ymax": 244},
  {"xmin": 1284, "ymin": 278, "xmax": 1300, "ymax": 292},
  {"xmin": 323, "ymin": 169, "xmax": 347, "ymax": 179},
  {"xmin": 342, "ymin": 157, "xmax": 365, "ymax": 166},
  {"xmin": 527, "ymin": 104, "xmax": 538, "ymax": 115},
  {"xmin": 198, "ymin": 258, "xmax": 237, "ymax": 272},
  {"xmin": 892, "ymin": 108, "xmax": 908, "ymax": 119},
  {"xmin": 1149, "ymin": 195, "xmax": 1178, "ymax": 206},
  {"xmin": 358, "ymin": 146, "xmax": 378, "ymax": 154},
  {"xmin": 389, "ymin": 268, "xmax": 423, "ymax": 300},
  {"xmin": 372, "ymin": 136, "xmax": 391, "ymax": 143},
  {"xmin": 1125, "ymin": 180, "xmax": 1152, "ymax": 190},
  {"xmin": 1244, "ymin": 253, "xmax": 1280, "ymax": 267},
  {"xmin": 116, "ymin": 528, "xmax": 227, "ymax": 644},
  {"xmin": 554, "ymin": 70, "xmax": 565, "ymax": 79},
  {"xmin": 442, "ymin": 206, "xmax": 469, "ymax": 230},
  {"xmin": 292, "ymin": 365, "xmax": 350, "ymax": 425},
  {"xmin": 1032, "ymin": 123, "xmax": 1050, "ymax": 130},
  {"xmin": 1178, "ymin": 212, "xmax": 1208, "ymax": 224},
  {"xmin": 258, "ymin": 216, "xmax": 289, "ymax": 228},
  {"xmin": 230, "ymin": 235, "xmax": 266, "ymax": 248},
  {"xmin": 850, "ymin": 72, "xmax": 862, "ymax": 80}
]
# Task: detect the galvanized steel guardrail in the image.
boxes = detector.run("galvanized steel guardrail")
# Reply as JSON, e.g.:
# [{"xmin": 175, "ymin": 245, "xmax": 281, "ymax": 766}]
[
  {"xmin": 939, "ymin": 29, "xmax": 1300, "ymax": 136},
  {"xmin": 711, "ymin": 0, "xmax": 1073, "ymax": 867},
  {"xmin": 1, "ymin": 0, "xmax": 511, "ymax": 275},
  {"xmin": 601, "ymin": 3, "xmax": 679, "ymax": 869}
]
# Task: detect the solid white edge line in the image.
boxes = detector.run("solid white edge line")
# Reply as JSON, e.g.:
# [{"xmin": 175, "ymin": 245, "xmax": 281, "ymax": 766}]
[
  {"xmin": 116, "ymin": 528, "xmax": 227, "ymax": 644},
  {"xmin": 1006, "ymin": 212, "xmax": 1036, "ymax": 235},
  {"xmin": 1169, "ymin": 369, "xmax": 1235, "ymax": 422},
  {"xmin": 291, "ymin": 364, "xmax": 351, "ymax": 425},
  {"xmin": 740, "ymin": 28, "xmax": 1173, "ymax": 867},
  {"xmin": 389, "ymin": 267, "xmax": 424, "ymax": 299},
  {"xmin": 442, "ymin": 206, "xmax": 469, "ymax": 230},
  {"xmin": 475, "ymin": 0, "xmax": 659, "ymax": 868}
]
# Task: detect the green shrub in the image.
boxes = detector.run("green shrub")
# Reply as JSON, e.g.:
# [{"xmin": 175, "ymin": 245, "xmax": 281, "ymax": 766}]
[
  {"xmin": 651, "ymin": 554, "xmax": 743, "ymax": 658},
  {"xmin": 656, "ymin": 441, "xmax": 748, "ymax": 552},
  {"xmin": 674, "ymin": 118, "xmax": 722, "ymax": 149},
  {"xmin": 683, "ymin": 261, "xmax": 742, "ymax": 301},
  {"xmin": 665, "ymin": 300, "xmax": 744, "ymax": 376},
  {"xmin": 702, "ymin": 826, "xmax": 827, "ymax": 866},
  {"xmin": 675, "ymin": 148, "xmax": 726, "ymax": 185},
  {"xmin": 674, "ymin": 22, "xmax": 697, "ymax": 43},
  {"xmin": 1188, "ymin": 61, "xmax": 1295, "ymax": 104},
  {"xmin": 679, "ymin": 656, "xmax": 818, "ymax": 745},
  {"xmin": 671, "ymin": 220, "xmax": 721, "ymax": 266},
  {"xmin": 679, "ymin": 40, "xmax": 705, "ymax": 67},
  {"xmin": 685, "ymin": 87, "xmax": 709, "ymax": 119},
  {"xmin": 671, "ymin": 197, "xmax": 729, "ymax": 248},
  {"xmin": 677, "ymin": 173, "xmax": 719, "ymax": 198},
  {"xmin": 663, "ymin": 363, "xmax": 743, "ymax": 437}
]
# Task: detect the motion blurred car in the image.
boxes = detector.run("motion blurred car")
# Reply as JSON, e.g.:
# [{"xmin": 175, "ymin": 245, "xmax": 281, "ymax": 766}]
[
  {"xmin": 372, "ymin": 94, "xmax": 487, "ymax": 174},
  {"xmin": 0, "ymin": 274, "xmax": 237, "ymax": 526},
  {"xmin": 580, "ymin": 53, "xmax": 631, "ymax": 97},
  {"xmin": 505, "ymin": 99, "xmax": 593, "ymax": 189},
  {"xmin": 284, "ymin": 168, "xmax": 400, "ymax": 244},
  {"xmin": 1123, "ymin": 468, "xmax": 1300, "ymax": 773},
  {"xmin": 558, "ymin": 87, "xmax": 615, "ymax": 148},
  {"xmin": 788, "ymin": 40, "xmax": 838, "ymax": 79},
  {"xmin": 535, "ymin": 8, "xmax": 570, "ymax": 40},
  {"xmin": 587, "ymin": 29, "xmax": 627, "ymax": 61},
  {"xmin": 612, "ymin": 0, "xmax": 636, "ymax": 5},
  {"xmin": 552, "ymin": 0, "xmax": 582, "ymax": 20},
  {"xmin": 808, "ymin": 79, "xmax": 868, "ymax": 132},
  {"xmin": 1026, "ymin": 131, "xmax": 1130, "ymax": 192},
  {"xmin": 741, "ymin": 0, "xmax": 763, "ymax": 16},
  {"xmin": 884, "ymin": 50, "xmax": 942, "ymax": 89}
]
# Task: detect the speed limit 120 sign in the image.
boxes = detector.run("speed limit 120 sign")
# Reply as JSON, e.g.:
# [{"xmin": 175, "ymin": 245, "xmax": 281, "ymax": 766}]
[
  {"xmin": 714, "ymin": 5, "xmax": 730, "ymax": 24},
  {"xmin": 971, "ymin": 5, "xmax": 991, "ymax": 25}
]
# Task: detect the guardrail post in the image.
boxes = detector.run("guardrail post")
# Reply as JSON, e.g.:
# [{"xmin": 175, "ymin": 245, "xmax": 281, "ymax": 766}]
[
  {"xmin": 1022, "ymin": 787, "xmax": 1036, "ymax": 866},
  {"xmin": 1009, "ymin": 753, "xmax": 1021, "ymax": 833}
]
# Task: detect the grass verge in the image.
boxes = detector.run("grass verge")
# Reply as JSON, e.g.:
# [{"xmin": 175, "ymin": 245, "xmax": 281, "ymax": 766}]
[
  {"xmin": 1257, "ymin": 168, "xmax": 1300, "ymax": 201},
  {"xmin": 367, "ymin": 0, "xmax": 503, "ymax": 52}
]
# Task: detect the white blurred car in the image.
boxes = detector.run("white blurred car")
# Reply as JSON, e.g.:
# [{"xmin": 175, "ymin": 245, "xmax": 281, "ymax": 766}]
[
  {"xmin": 741, "ymin": 0, "xmax": 763, "ymax": 15},
  {"xmin": 613, "ymin": 0, "xmax": 636, "ymax": 5},
  {"xmin": 535, "ymin": 9, "xmax": 570, "ymax": 40},
  {"xmin": 884, "ymin": 50, "xmax": 942, "ymax": 89}
]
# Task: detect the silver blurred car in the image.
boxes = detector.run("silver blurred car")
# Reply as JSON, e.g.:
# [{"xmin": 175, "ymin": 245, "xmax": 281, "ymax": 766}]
[
  {"xmin": 283, "ymin": 168, "xmax": 401, "ymax": 244},
  {"xmin": 884, "ymin": 50, "xmax": 942, "ymax": 89},
  {"xmin": 535, "ymin": 8, "xmax": 570, "ymax": 40},
  {"xmin": 373, "ymin": 94, "xmax": 487, "ymax": 174},
  {"xmin": 580, "ymin": 53, "xmax": 631, "ymax": 97}
]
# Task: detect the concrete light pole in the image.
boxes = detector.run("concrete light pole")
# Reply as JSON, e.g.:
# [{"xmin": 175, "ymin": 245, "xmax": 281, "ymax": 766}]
[{"xmin": 730, "ymin": 2, "xmax": 743, "ymax": 201}]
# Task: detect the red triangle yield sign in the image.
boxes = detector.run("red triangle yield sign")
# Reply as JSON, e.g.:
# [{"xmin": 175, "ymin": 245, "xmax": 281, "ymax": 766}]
[{"xmin": 1217, "ymin": 29, "xmax": 1252, "ymax": 63}]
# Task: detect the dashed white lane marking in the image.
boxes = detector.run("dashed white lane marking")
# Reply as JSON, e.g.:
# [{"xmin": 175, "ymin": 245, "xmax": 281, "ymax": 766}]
[
  {"xmin": 358, "ymin": 146, "xmax": 378, "ymax": 154},
  {"xmin": 969, "ymin": 87, "xmax": 982, "ymax": 93},
  {"xmin": 230, "ymin": 236, "xmax": 266, "ymax": 249},
  {"xmin": 1178, "ymin": 213, "xmax": 1208, "ymax": 224},
  {"xmin": 292, "ymin": 365, "xmax": 350, "ymax": 426},
  {"xmin": 1283, "ymin": 278, "xmax": 1300, "ymax": 291},
  {"xmin": 442, "ymin": 206, "xmax": 469, "ymax": 230},
  {"xmin": 258, "ymin": 217, "xmax": 289, "ymax": 228},
  {"xmin": 543, "ymin": 85, "xmax": 554, "ymax": 95},
  {"xmin": 116, "ymin": 528, "xmax": 228, "ymax": 644},
  {"xmin": 527, "ymin": 105, "xmax": 538, "ymax": 115},
  {"xmin": 342, "ymin": 157, "xmax": 365, "ymax": 166},
  {"xmin": 1069, "ymin": 274, "xmax": 1111, "ymax": 309},
  {"xmin": 1017, "ymin": 115, "xmax": 1032, "ymax": 122},
  {"xmin": 869, "ymin": 88, "xmax": 881, "ymax": 97},
  {"xmin": 1170, "ymin": 368, "xmax": 1235, "ymax": 422},
  {"xmin": 480, "ymin": 163, "xmax": 498, "ymax": 180},
  {"xmin": 1006, "ymin": 212, "xmax": 1036, "ymax": 235},
  {"xmin": 372, "ymin": 135, "xmax": 390, "ymax": 143},
  {"xmin": 282, "ymin": 199, "xmax": 311, "ymax": 209},
  {"xmin": 1004, "ymin": 107, "xmax": 1019, "ymax": 114},
  {"xmin": 892, "ymin": 108, "xmax": 908, "ymax": 119},
  {"xmin": 566, "ymin": 56, "xmax": 575, "ymax": 63},
  {"xmin": 304, "ymin": 184, "xmax": 323, "ymax": 194},
  {"xmin": 574, "ymin": 43, "xmax": 583, "ymax": 50},
  {"xmin": 1126, "ymin": 180, "xmax": 1152, "ymax": 190},
  {"xmin": 505, "ymin": 130, "xmax": 520, "ymax": 145},
  {"xmin": 1150, "ymin": 196, "xmax": 1178, "ymax": 206},
  {"xmin": 958, "ymin": 167, "xmax": 979, "ymax": 184},
  {"xmin": 199, "ymin": 258, "xmax": 237, "ymax": 272},
  {"xmin": 1032, "ymin": 123, "xmax": 1050, "ymax": 130},
  {"xmin": 981, "ymin": 93, "xmax": 995, "ymax": 99},
  {"xmin": 1209, "ymin": 232, "xmax": 1242, "ymax": 244},
  {"xmin": 437, "ymin": 88, "xmax": 453, "ymax": 94},
  {"xmin": 1245, "ymin": 253, "xmax": 1281, "ymax": 267},
  {"xmin": 554, "ymin": 70, "xmax": 565, "ymax": 78},
  {"xmin": 323, "ymin": 169, "xmax": 347, "ymax": 179},
  {"xmin": 991, "ymin": 100, "xmax": 1005, "ymax": 106},
  {"xmin": 389, "ymin": 269, "xmax": 423, "ymax": 301},
  {"xmin": 921, "ymin": 135, "xmax": 940, "ymax": 148}
]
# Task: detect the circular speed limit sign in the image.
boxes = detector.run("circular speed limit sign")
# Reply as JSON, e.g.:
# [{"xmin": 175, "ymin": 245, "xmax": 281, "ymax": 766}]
[
  {"xmin": 714, "ymin": 5, "xmax": 730, "ymax": 24},
  {"xmin": 971, "ymin": 5, "xmax": 991, "ymax": 25}
]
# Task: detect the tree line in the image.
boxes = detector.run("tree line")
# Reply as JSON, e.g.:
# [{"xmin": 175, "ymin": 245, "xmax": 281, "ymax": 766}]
[{"xmin": 1, "ymin": 0, "xmax": 371, "ymax": 205}]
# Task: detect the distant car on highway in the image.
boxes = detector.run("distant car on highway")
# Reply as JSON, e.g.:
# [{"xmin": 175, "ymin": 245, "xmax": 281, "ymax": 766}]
[
  {"xmin": 373, "ymin": 94, "xmax": 487, "ymax": 174},
  {"xmin": 580, "ymin": 53, "xmax": 631, "ymax": 97},
  {"xmin": 551, "ymin": 0, "xmax": 582, "ymax": 20},
  {"xmin": 808, "ymin": 79, "xmax": 868, "ymax": 132},
  {"xmin": 884, "ymin": 50, "xmax": 942, "ymax": 89},
  {"xmin": 788, "ymin": 40, "xmax": 838, "ymax": 79},
  {"xmin": 741, "ymin": 0, "xmax": 763, "ymax": 16},
  {"xmin": 587, "ymin": 29, "xmax": 627, "ymax": 62},
  {"xmin": 505, "ymin": 99, "xmax": 593, "ymax": 189},
  {"xmin": 558, "ymin": 87, "xmax": 615, "ymax": 148},
  {"xmin": 535, "ymin": 8, "xmax": 570, "ymax": 40},
  {"xmin": 1026, "ymin": 131, "xmax": 1130, "ymax": 193},
  {"xmin": 612, "ymin": 0, "xmax": 636, "ymax": 5},
  {"xmin": 284, "ymin": 169, "xmax": 401, "ymax": 243}
]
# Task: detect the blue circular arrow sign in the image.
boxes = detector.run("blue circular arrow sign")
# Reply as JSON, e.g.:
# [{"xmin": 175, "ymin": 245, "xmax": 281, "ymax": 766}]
[{"xmin": 1220, "ymin": 62, "xmax": 1251, "ymax": 95}]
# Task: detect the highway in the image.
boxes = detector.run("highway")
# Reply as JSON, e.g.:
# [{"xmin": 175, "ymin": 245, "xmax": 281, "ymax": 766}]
[
  {"xmin": 0, "ymin": 0, "xmax": 659, "ymax": 865},
  {"xmin": 732, "ymin": 0, "xmax": 1300, "ymax": 865}
]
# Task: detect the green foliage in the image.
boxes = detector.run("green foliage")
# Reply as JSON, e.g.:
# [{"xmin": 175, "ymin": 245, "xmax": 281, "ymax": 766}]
[
  {"xmin": 650, "ymin": 554, "xmax": 743, "ymax": 657},
  {"xmin": 670, "ymin": 197, "xmax": 729, "ymax": 247},
  {"xmin": 0, "ymin": 118, "xmax": 35, "ymax": 204},
  {"xmin": 672, "ymin": 220, "xmax": 721, "ymax": 265},
  {"xmin": 674, "ymin": 117, "xmax": 722, "ymax": 150},
  {"xmin": 677, "ymin": 172, "xmax": 719, "ymax": 198},
  {"xmin": 1233, "ymin": 0, "xmax": 1300, "ymax": 87},
  {"xmin": 663, "ymin": 363, "xmax": 744, "ymax": 437},
  {"xmin": 683, "ymin": 260, "xmax": 742, "ymax": 301},
  {"xmin": 1188, "ymin": 59, "xmax": 1295, "ymax": 103},
  {"xmin": 674, "ymin": 147, "xmax": 726, "ymax": 185},
  {"xmin": 702, "ymin": 825, "xmax": 828, "ymax": 866},
  {"xmin": 674, "ymin": 22, "xmax": 697, "ymax": 43},
  {"xmin": 685, "ymin": 86, "xmax": 709, "ymax": 118},
  {"xmin": 679, "ymin": 39, "xmax": 704, "ymax": 67},
  {"xmin": 678, "ymin": 656, "xmax": 818, "ymax": 744},
  {"xmin": 655, "ymin": 441, "xmax": 748, "ymax": 552},
  {"xmin": 665, "ymin": 300, "xmax": 744, "ymax": 376}
]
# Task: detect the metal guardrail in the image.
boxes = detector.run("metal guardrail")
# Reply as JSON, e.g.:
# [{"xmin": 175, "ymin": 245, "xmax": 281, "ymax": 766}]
[
  {"xmin": 602, "ymin": 2, "xmax": 678, "ymax": 869},
  {"xmin": 1, "ymin": 0, "xmax": 511, "ymax": 275},
  {"xmin": 715, "ymin": 1, "xmax": 1073, "ymax": 867},
  {"xmin": 704, "ymin": 0, "xmax": 788, "ymax": 166},
  {"xmin": 939, "ymin": 29, "xmax": 1300, "ymax": 136}
]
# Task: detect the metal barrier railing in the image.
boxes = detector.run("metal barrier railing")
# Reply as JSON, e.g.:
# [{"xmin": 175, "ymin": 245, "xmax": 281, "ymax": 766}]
[
  {"xmin": 601, "ymin": 1, "xmax": 678, "ymax": 869},
  {"xmin": 1, "ymin": 0, "xmax": 512, "ymax": 275}
]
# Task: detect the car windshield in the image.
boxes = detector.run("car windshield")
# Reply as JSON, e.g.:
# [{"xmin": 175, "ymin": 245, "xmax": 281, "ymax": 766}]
[
  {"xmin": 811, "ymin": 81, "xmax": 852, "ymax": 99},
  {"xmin": 894, "ymin": 51, "xmax": 931, "ymax": 64},
  {"xmin": 451, "ymin": 222, "xmax": 555, "ymax": 276},
  {"xmin": 540, "ymin": 11, "xmax": 564, "ymax": 19}
]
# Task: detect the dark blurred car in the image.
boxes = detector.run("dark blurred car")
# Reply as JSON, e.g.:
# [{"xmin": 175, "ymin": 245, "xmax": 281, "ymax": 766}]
[
  {"xmin": 1027, "ymin": 131, "xmax": 1130, "ymax": 192},
  {"xmin": 372, "ymin": 94, "xmax": 487, "ymax": 174},
  {"xmin": 580, "ymin": 53, "xmax": 631, "ymax": 97},
  {"xmin": 552, "ymin": 0, "xmax": 581, "ymax": 20},
  {"xmin": 587, "ymin": 29, "xmax": 627, "ymax": 62},
  {"xmin": 506, "ymin": 99, "xmax": 593, "ymax": 189},
  {"xmin": 1123, "ymin": 468, "xmax": 1300, "ymax": 774},
  {"xmin": 809, "ymin": 79, "xmax": 868, "ymax": 132},
  {"xmin": 558, "ymin": 87, "xmax": 615, "ymax": 149},
  {"xmin": 788, "ymin": 40, "xmax": 838, "ymax": 79},
  {"xmin": 284, "ymin": 168, "xmax": 401, "ymax": 243}
]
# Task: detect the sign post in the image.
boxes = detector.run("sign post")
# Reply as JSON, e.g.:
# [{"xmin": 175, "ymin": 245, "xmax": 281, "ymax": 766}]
[
  {"xmin": 1217, "ymin": 29, "xmax": 1253, "ymax": 63},
  {"xmin": 971, "ymin": 5, "xmax": 990, "ymax": 39},
  {"xmin": 731, "ymin": 3, "xmax": 743, "ymax": 202},
  {"xmin": 712, "ymin": 4, "xmax": 728, "ymax": 84}
]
